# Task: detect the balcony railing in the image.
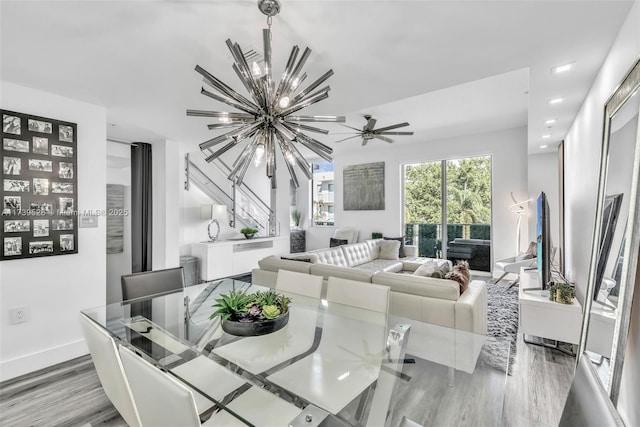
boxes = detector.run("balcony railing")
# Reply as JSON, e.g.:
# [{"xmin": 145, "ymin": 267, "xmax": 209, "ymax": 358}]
[{"xmin": 405, "ymin": 222, "xmax": 491, "ymax": 271}]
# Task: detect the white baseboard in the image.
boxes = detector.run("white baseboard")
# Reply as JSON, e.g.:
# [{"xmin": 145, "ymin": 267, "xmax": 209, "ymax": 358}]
[{"xmin": 0, "ymin": 339, "xmax": 88, "ymax": 382}]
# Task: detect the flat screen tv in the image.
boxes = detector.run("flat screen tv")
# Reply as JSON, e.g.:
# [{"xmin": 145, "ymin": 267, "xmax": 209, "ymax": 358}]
[
  {"xmin": 536, "ymin": 192, "xmax": 551, "ymax": 289},
  {"xmin": 593, "ymin": 193, "xmax": 623, "ymax": 300}
]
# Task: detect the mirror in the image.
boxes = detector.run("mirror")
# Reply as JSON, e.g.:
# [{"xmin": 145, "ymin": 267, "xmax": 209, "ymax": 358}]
[{"xmin": 579, "ymin": 57, "xmax": 640, "ymax": 406}]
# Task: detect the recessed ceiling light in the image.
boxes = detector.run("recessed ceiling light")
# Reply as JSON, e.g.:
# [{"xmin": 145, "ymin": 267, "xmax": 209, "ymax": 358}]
[
  {"xmin": 545, "ymin": 119, "xmax": 556, "ymax": 125},
  {"xmin": 542, "ymin": 134, "xmax": 551, "ymax": 139},
  {"xmin": 549, "ymin": 97, "xmax": 565, "ymax": 105},
  {"xmin": 540, "ymin": 144, "xmax": 548, "ymax": 149},
  {"xmin": 552, "ymin": 63, "xmax": 575, "ymax": 74}
]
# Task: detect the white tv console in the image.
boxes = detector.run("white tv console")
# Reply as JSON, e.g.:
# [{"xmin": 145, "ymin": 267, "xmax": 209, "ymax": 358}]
[{"xmin": 518, "ymin": 269, "xmax": 583, "ymax": 345}]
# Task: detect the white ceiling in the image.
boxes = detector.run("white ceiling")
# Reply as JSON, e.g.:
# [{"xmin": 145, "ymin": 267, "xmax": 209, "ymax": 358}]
[{"xmin": 0, "ymin": 0, "xmax": 633, "ymax": 155}]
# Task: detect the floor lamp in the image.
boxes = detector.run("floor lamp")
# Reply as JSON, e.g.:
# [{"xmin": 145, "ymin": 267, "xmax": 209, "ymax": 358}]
[{"xmin": 201, "ymin": 204, "xmax": 227, "ymax": 241}]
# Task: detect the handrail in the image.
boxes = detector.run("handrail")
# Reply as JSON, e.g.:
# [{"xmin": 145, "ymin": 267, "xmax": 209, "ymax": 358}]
[
  {"xmin": 187, "ymin": 158, "xmax": 267, "ymax": 231},
  {"xmin": 199, "ymin": 150, "xmax": 271, "ymax": 214},
  {"xmin": 188, "ymin": 161, "xmax": 233, "ymax": 205}
]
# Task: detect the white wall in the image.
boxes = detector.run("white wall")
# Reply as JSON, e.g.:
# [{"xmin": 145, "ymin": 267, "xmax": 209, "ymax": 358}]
[
  {"xmin": 563, "ymin": 1, "xmax": 640, "ymax": 424},
  {"xmin": 305, "ymin": 126, "xmax": 528, "ymax": 267},
  {"xmin": 0, "ymin": 82, "xmax": 107, "ymax": 381},
  {"xmin": 106, "ymin": 141, "xmax": 131, "ymax": 304},
  {"xmin": 151, "ymin": 139, "xmax": 181, "ymax": 270},
  {"xmin": 527, "ymin": 152, "xmax": 559, "ymax": 255}
]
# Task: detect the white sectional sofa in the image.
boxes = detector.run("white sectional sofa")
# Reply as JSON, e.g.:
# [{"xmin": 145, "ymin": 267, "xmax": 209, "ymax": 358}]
[{"xmin": 251, "ymin": 239, "xmax": 487, "ymax": 334}]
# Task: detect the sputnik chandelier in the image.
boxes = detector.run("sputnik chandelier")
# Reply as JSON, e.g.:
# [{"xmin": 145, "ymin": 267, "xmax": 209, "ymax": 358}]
[{"xmin": 187, "ymin": 0, "xmax": 344, "ymax": 189}]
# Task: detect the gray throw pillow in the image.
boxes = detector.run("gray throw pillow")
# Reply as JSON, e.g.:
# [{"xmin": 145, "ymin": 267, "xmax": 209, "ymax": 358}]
[
  {"xmin": 379, "ymin": 240, "xmax": 401, "ymax": 260},
  {"xmin": 330, "ymin": 238, "xmax": 348, "ymax": 248}
]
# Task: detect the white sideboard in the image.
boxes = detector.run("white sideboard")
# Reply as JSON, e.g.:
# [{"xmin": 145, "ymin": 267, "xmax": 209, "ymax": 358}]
[
  {"xmin": 192, "ymin": 236, "xmax": 289, "ymax": 281},
  {"xmin": 519, "ymin": 269, "xmax": 583, "ymax": 344}
]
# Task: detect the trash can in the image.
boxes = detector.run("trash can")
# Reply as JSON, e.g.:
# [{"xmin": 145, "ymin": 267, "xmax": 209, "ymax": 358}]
[{"xmin": 180, "ymin": 256, "xmax": 199, "ymax": 287}]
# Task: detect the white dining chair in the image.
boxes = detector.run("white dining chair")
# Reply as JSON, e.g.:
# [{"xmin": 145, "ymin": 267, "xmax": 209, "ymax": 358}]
[
  {"xmin": 119, "ymin": 346, "xmax": 302, "ymax": 426},
  {"xmin": 276, "ymin": 269, "xmax": 323, "ymax": 298},
  {"xmin": 79, "ymin": 313, "xmax": 141, "ymax": 427},
  {"xmin": 119, "ymin": 345, "xmax": 213, "ymax": 427},
  {"xmin": 326, "ymin": 276, "xmax": 390, "ymax": 313}
]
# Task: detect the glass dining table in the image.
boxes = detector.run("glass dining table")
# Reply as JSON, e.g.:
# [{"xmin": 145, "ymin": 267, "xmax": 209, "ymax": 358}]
[{"xmin": 81, "ymin": 278, "xmax": 509, "ymax": 426}]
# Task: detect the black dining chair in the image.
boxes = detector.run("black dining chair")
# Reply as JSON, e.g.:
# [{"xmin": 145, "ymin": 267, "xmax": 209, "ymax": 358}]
[{"xmin": 121, "ymin": 267, "xmax": 186, "ymax": 303}]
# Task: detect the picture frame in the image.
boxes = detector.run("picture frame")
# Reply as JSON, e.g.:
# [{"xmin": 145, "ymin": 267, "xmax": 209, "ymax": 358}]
[{"xmin": 1, "ymin": 109, "xmax": 78, "ymax": 260}]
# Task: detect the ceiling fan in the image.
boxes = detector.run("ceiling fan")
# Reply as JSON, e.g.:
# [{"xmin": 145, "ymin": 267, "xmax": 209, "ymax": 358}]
[{"xmin": 335, "ymin": 115, "xmax": 414, "ymax": 146}]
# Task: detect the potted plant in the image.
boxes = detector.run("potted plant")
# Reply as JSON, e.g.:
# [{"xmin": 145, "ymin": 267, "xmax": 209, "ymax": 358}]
[
  {"xmin": 209, "ymin": 289, "xmax": 291, "ymax": 336},
  {"xmin": 240, "ymin": 227, "xmax": 258, "ymax": 239},
  {"xmin": 291, "ymin": 210, "xmax": 301, "ymax": 229},
  {"xmin": 548, "ymin": 282, "xmax": 575, "ymax": 304}
]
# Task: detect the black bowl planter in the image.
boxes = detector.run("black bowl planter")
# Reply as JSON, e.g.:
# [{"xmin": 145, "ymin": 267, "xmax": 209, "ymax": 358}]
[
  {"xmin": 221, "ymin": 310, "xmax": 289, "ymax": 336},
  {"xmin": 243, "ymin": 233, "xmax": 255, "ymax": 239}
]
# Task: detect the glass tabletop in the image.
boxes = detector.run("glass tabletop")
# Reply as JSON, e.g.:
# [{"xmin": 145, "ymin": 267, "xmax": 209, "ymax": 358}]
[{"xmin": 82, "ymin": 278, "xmax": 509, "ymax": 426}]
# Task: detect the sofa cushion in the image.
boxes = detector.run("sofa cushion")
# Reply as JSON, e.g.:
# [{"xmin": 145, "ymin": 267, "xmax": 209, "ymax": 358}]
[
  {"xmin": 353, "ymin": 259, "xmax": 403, "ymax": 273},
  {"xmin": 341, "ymin": 241, "xmax": 376, "ymax": 267},
  {"xmin": 372, "ymin": 271, "xmax": 459, "ymax": 301},
  {"xmin": 258, "ymin": 256, "xmax": 313, "ymax": 274},
  {"xmin": 309, "ymin": 263, "xmax": 374, "ymax": 282},
  {"xmin": 383, "ymin": 236, "xmax": 406, "ymax": 258},
  {"xmin": 366, "ymin": 239, "xmax": 383, "ymax": 258},
  {"xmin": 379, "ymin": 240, "xmax": 401, "ymax": 260},
  {"xmin": 310, "ymin": 247, "xmax": 349, "ymax": 267}
]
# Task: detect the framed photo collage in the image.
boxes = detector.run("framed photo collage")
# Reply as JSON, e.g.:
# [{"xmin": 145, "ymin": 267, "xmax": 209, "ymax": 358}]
[{"xmin": 1, "ymin": 110, "xmax": 78, "ymax": 260}]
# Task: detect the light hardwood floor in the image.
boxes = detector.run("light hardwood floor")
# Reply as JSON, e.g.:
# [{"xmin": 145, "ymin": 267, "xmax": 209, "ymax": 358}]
[{"xmin": 0, "ymin": 285, "xmax": 576, "ymax": 427}]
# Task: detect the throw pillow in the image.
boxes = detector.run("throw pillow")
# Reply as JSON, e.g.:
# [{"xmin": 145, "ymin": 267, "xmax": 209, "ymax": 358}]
[
  {"xmin": 445, "ymin": 270, "xmax": 468, "ymax": 293},
  {"xmin": 383, "ymin": 236, "xmax": 406, "ymax": 258},
  {"xmin": 413, "ymin": 261, "xmax": 438, "ymax": 277},
  {"xmin": 430, "ymin": 263, "xmax": 450, "ymax": 279},
  {"xmin": 330, "ymin": 238, "xmax": 348, "ymax": 248},
  {"xmin": 379, "ymin": 240, "xmax": 401, "ymax": 260},
  {"xmin": 281, "ymin": 256, "xmax": 312, "ymax": 263}
]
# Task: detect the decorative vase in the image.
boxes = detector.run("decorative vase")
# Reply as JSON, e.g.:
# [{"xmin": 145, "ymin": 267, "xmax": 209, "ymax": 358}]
[{"xmin": 221, "ymin": 310, "xmax": 289, "ymax": 336}]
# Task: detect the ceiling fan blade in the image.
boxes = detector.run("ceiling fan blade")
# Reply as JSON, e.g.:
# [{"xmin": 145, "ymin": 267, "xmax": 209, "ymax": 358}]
[
  {"xmin": 335, "ymin": 135, "xmax": 361, "ymax": 143},
  {"xmin": 365, "ymin": 117, "xmax": 377, "ymax": 131},
  {"xmin": 374, "ymin": 135, "xmax": 394, "ymax": 143},
  {"xmin": 339, "ymin": 123, "xmax": 365, "ymax": 132},
  {"xmin": 373, "ymin": 122, "xmax": 410, "ymax": 132},
  {"xmin": 377, "ymin": 131, "xmax": 414, "ymax": 136}
]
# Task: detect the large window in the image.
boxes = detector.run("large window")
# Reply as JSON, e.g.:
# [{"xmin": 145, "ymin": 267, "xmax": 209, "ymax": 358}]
[
  {"xmin": 404, "ymin": 155, "xmax": 491, "ymax": 271},
  {"xmin": 311, "ymin": 161, "xmax": 334, "ymax": 226}
]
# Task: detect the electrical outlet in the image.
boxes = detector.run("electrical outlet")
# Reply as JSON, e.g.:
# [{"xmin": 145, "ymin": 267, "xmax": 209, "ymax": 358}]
[{"xmin": 10, "ymin": 306, "xmax": 29, "ymax": 324}]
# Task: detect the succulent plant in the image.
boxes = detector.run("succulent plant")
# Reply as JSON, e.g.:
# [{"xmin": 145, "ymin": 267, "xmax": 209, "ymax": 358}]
[
  {"xmin": 254, "ymin": 289, "xmax": 279, "ymax": 307},
  {"xmin": 209, "ymin": 291, "xmax": 253, "ymax": 321},
  {"xmin": 211, "ymin": 289, "xmax": 291, "ymax": 323},
  {"xmin": 262, "ymin": 305, "xmax": 281, "ymax": 319},
  {"xmin": 240, "ymin": 227, "xmax": 258, "ymax": 235},
  {"xmin": 278, "ymin": 295, "xmax": 291, "ymax": 313}
]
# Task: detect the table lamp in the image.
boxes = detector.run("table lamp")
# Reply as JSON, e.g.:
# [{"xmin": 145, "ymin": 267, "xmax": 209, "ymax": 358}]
[{"xmin": 201, "ymin": 204, "xmax": 227, "ymax": 241}]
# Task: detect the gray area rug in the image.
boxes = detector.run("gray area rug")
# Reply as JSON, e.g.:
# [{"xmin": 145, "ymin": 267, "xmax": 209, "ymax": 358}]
[{"xmin": 481, "ymin": 282, "xmax": 519, "ymax": 375}]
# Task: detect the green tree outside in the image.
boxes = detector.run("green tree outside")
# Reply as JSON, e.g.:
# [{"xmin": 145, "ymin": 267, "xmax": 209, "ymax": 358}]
[{"xmin": 404, "ymin": 156, "xmax": 491, "ymax": 239}]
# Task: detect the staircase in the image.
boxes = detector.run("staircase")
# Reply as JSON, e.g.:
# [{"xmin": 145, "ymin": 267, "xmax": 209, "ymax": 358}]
[{"xmin": 185, "ymin": 151, "xmax": 274, "ymax": 235}]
